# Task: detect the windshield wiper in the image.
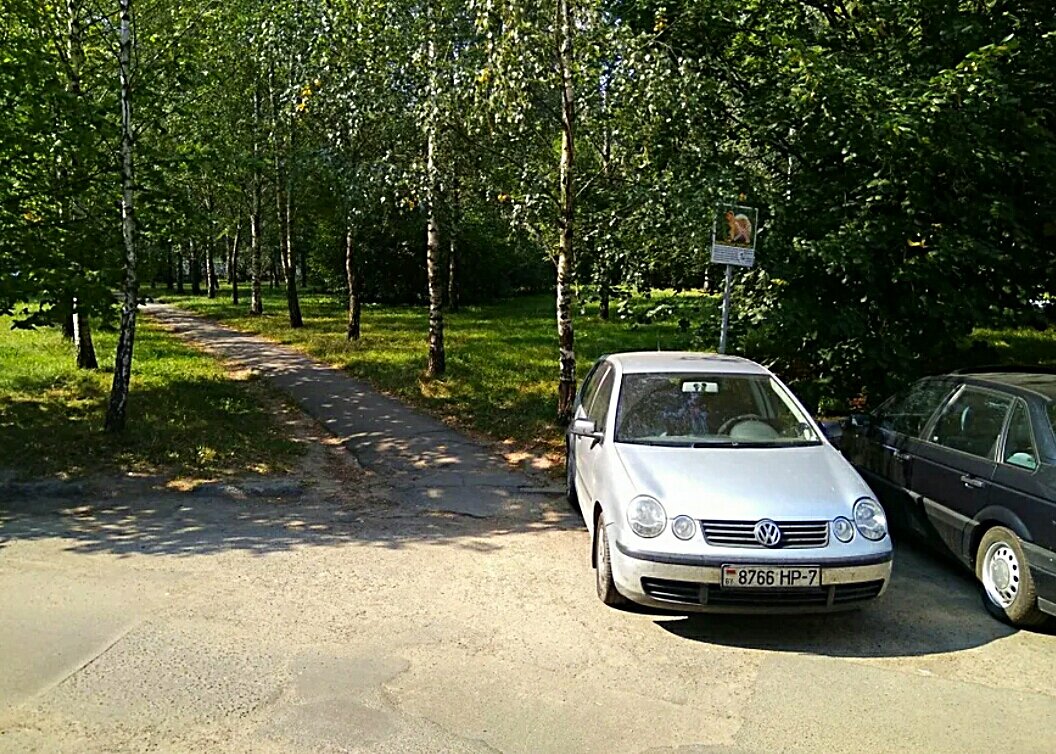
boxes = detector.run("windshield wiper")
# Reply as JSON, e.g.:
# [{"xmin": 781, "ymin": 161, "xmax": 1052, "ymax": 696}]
[{"xmin": 691, "ymin": 440, "xmax": 821, "ymax": 449}]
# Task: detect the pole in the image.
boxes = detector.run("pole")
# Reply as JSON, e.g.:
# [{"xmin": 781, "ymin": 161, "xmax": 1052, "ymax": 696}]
[{"xmin": 719, "ymin": 263, "xmax": 732, "ymax": 354}]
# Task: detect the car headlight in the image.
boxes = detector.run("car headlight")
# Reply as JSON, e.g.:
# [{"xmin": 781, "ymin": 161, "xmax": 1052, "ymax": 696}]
[
  {"xmin": 832, "ymin": 517, "xmax": 855, "ymax": 543},
  {"xmin": 853, "ymin": 498, "xmax": 888, "ymax": 541},
  {"xmin": 671, "ymin": 515, "xmax": 696, "ymax": 541},
  {"xmin": 627, "ymin": 496, "xmax": 666, "ymax": 538}
]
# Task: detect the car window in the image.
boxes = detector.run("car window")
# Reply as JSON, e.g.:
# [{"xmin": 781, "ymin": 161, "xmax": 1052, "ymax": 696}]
[
  {"xmin": 614, "ymin": 372, "xmax": 819, "ymax": 447},
  {"xmin": 1003, "ymin": 400, "xmax": 1039, "ymax": 471},
  {"xmin": 928, "ymin": 388, "xmax": 1012, "ymax": 460},
  {"xmin": 578, "ymin": 362, "xmax": 607, "ymax": 415},
  {"xmin": 874, "ymin": 380, "xmax": 951, "ymax": 437},
  {"xmin": 586, "ymin": 368, "xmax": 615, "ymax": 427}
]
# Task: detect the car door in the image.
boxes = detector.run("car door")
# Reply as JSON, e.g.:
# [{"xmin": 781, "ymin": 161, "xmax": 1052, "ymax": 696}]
[
  {"xmin": 989, "ymin": 399, "xmax": 1056, "ymax": 556},
  {"xmin": 848, "ymin": 380, "xmax": 953, "ymax": 532},
  {"xmin": 575, "ymin": 365, "xmax": 616, "ymax": 505},
  {"xmin": 911, "ymin": 386, "xmax": 1013, "ymax": 562}
]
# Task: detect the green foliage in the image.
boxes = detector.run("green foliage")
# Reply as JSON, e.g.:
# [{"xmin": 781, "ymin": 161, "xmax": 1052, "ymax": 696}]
[{"xmin": 3, "ymin": 0, "xmax": 1054, "ymax": 419}]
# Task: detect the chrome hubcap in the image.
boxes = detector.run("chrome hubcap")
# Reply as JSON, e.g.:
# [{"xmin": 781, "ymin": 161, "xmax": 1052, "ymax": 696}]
[{"xmin": 983, "ymin": 542, "xmax": 1020, "ymax": 608}]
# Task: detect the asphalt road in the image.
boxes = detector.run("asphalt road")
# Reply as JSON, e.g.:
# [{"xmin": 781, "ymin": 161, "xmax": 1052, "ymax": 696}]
[{"xmin": 1, "ymin": 306, "xmax": 1054, "ymax": 752}]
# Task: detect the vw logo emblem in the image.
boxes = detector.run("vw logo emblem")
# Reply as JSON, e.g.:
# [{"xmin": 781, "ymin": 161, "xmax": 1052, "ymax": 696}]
[{"xmin": 754, "ymin": 519, "xmax": 782, "ymax": 547}]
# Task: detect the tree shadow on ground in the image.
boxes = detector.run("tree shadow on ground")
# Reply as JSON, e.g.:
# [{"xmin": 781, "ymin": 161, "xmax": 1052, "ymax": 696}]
[
  {"xmin": 0, "ymin": 482, "xmax": 580, "ymax": 559},
  {"xmin": 652, "ymin": 539, "xmax": 1054, "ymax": 657}
]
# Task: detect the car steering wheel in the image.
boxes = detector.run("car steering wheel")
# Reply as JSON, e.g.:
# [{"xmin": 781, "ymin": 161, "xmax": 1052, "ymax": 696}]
[{"xmin": 717, "ymin": 413, "xmax": 766, "ymax": 435}]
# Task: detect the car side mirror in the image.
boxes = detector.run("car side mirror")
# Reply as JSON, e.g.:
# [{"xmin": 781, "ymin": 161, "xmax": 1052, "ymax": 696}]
[
  {"xmin": 847, "ymin": 413, "xmax": 872, "ymax": 430},
  {"xmin": 817, "ymin": 419, "xmax": 843, "ymax": 448},
  {"xmin": 571, "ymin": 417, "xmax": 603, "ymax": 445}
]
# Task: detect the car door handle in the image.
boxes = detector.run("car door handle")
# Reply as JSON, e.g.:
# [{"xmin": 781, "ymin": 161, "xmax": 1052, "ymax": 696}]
[
  {"xmin": 960, "ymin": 475, "xmax": 986, "ymax": 489},
  {"xmin": 893, "ymin": 450, "xmax": 912, "ymax": 462}
]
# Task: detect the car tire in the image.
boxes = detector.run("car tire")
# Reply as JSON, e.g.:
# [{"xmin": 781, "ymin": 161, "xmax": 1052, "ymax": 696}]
[
  {"xmin": 595, "ymin": 512, "xmax": 627, "ymax": 607},
  {"xmin": 565, "ymin": 439, "xmax": 579, "ymax": 510},
  {"xmin": 975, "ymin": 526, "xmax": 1048, "ymax": 628}
]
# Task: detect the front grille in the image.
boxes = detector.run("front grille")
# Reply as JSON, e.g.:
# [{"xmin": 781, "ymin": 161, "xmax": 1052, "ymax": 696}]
[
  {"xmin": 640, "ymin": 578, "xmax": 885, "ymax": 608},
  {"xmin": 832, "ymin": 580, "xmax": 884, "ymax": 604},
  {"xmin": 706, "ymin": 587, "xmax": 828, "ymax": 608},
  {"xmin": 641, "ymin": 578, "xmax": 703, "ymax": 604},
  {"xmin": 699, "ymin": 520, "xmax": 830, "ymax": 549}
]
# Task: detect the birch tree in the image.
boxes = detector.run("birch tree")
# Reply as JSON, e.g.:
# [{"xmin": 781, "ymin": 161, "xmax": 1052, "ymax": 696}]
[{"xmin": 104, "ymin": 0, "xmax": 137, "ymax": 432}]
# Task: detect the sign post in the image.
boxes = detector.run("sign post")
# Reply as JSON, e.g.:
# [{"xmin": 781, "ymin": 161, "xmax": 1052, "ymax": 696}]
[{"xmin": 710, "ymin": 204, "xmax": 758, "ymax": 354}]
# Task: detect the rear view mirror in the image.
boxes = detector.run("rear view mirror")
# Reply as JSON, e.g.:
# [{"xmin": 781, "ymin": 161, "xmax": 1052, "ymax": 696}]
[{"xmin": 682, "ymin": 381, "xmax": 719, "ymax": 394}]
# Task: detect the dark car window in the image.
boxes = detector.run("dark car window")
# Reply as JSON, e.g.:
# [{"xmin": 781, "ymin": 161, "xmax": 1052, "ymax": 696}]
[
  {"xmin": 1003, "ymin": 400, "xmax": 1039, "ymax": 471},
  {"xmin": 579, "ymin": 363, "xmax": 607, "ymax": 415},
  {"xmin": 586, "ymin": 368, "xmax": 616, "ymax": 427},
  {"xmin": 874, "ymin": 381, "xmax": 952, "ymax": 437},
  {"xmin": 929, "ymin": 388, "xmax": 1012, "ymax": 460}
]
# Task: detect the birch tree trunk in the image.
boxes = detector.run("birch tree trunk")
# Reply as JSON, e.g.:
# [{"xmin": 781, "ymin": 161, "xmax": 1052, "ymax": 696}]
[
  {"xmin": 278, "ymin": 173, "xmax": 302, "ymax": 326},
  {"xmin": 447, "ymin": 234, "xmax": 458, "ymax": 313},
  {"xmin": 345, "ymin": 226, "xmax": 361, "ymax": 341},
  {"xmin": 249, "ymin": 81, "xmax": 263, "ymax": 315},
  {"xmin": 555, "ymin": 0, "xmax": 577, "ymax": 425},
  {"xmin": 424, "ymin": 25, "xmax": 445, "ymax": 378},
  {"xmin": 230, "ymin": 223, "xmax": 241, "ymax": 305},
  {"xmin": 206, "ymin": 238, "xmax": 218, "ymax": 298},
  {"xmin": 105, "ymin": 0, "xmax": 137, "ymax": 433},
  {"xmin": 447, "ymin": 179, "xmax": 459, "ymax": 312},
  {"xmin": 190, "ymin": 238, "xmax": 201, "ymax": 294},
  {"xmin": 271, "ymin": 68, "xmax": 303, "ymax": 328},
  {"xmin": 176, "ymin": 242, "xmax": 185, "ymax": 292},
  {"xmin": 72, "ymin": 297, "xmax": 97, "ymax": 369},
  {"xmin": 165, "ymin": 244, "xmax": 174, "ymax": 290},
  {"xmin": 65, "ymin": 0, "xmax": 98, "ymax": 369}
]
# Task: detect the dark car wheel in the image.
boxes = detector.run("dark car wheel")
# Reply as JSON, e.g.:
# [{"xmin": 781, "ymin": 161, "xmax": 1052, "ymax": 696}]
[
  {"xmin": 976, "ymin": 526, "xmax": 1048, "ymax": 628},
  {"xmin": 594, "ymin": 512, "xmax": 627, "ymax": 607},
  {"xmin": 565, "ymin": 439, "xmax": 579, "ymax": 510}
]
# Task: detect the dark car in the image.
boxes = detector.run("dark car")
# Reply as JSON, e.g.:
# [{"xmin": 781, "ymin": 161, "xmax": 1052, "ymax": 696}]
[{"xmin": 840, "ymin": 368, "xmax": 1056, "ymax": 627}]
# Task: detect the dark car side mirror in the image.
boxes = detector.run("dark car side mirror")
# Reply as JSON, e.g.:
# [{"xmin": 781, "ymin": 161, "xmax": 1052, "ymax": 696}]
[
  {"xmin": 847, "ymin": 413, "xmax": 872, "ymax": 430},
  {"xmin": 817, "ymin": 419, "xmax": 843, "ymax": 448}
]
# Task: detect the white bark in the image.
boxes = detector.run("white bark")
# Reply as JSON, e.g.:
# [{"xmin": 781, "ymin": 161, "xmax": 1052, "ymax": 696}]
[
  {"xmin": 105, "ymin": 0, "xmax": 137, "ymax": 432},
  {"xmin": 555, "ymin": 0, "xmax": 576, "ymax": 424}
]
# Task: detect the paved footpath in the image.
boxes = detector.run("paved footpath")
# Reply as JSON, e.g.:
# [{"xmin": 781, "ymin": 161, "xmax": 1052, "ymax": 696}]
[
  {"xmin": 146, "ymin": 303, "xmax": 560, "ymax": 516},
  {"xmin": 1, "ymin": 304, "xmax": 1055, "ymax": 753}
]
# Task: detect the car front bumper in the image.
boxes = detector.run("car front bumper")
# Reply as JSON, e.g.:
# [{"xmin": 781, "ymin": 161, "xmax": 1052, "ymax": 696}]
[{"xmin": 611, "ymin": 537, "xmax": 893, "ymax": 613}]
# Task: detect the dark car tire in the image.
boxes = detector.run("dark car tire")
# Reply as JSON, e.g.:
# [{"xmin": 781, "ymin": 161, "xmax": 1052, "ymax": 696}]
[
  {"xmin": 565, "ymin": 439, "xmax": 579, "ymax": 510},
  {"xmin": 975, "ymin": 527, "xmax": 1049, "ymax": 628},
  {"xmin": 595, "ymin": 512, "xmax": 627, "ymax": 607}
]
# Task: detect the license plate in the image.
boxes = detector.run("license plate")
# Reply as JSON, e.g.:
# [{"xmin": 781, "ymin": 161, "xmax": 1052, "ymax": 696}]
[{"xmin": 721, "ymin": 565, "xmax": 820, "ymax": 589}]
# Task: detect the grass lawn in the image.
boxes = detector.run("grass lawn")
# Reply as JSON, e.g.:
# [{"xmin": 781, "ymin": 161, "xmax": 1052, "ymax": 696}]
[
  {"xmin": 0, "ymin": 314, "xmax": 302, "ymax": 481},
  {"xmin": 157, "ymin": 287, "xmax": 1056, "ymax": 460},
  {"xmin": 157, "ymin": 289, "xmax": 717, "ymax": 457},
  {"xmin": 973, "ymin": 325, "xmax": 1056, "ymax": 366}
]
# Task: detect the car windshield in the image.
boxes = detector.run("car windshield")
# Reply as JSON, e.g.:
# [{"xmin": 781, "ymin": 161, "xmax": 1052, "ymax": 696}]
[{"xmin": 614, "ymin": 372, "xmax": 820, "ymax": 447}]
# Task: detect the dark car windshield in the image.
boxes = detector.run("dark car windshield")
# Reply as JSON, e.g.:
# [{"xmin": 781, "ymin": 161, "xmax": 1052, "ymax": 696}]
[{"xmin": 614, "ymin": 372, "xmax": 820, "ymax": 447}]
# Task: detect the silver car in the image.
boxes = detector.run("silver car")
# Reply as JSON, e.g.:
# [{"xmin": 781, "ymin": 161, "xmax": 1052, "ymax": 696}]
[{"xmin": 566, "ymin": 352, "xmax": 893, "ymax": 612}]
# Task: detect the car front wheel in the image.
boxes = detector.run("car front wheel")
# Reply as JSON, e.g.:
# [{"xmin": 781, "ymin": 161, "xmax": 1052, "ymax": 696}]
[
  {"xmin": 976, "ymin": 526, "xmax": 1048, "ymax": 628},
  {"xmin": 594, "ymin": 512, "xmax": 627, "ymax": 607}
]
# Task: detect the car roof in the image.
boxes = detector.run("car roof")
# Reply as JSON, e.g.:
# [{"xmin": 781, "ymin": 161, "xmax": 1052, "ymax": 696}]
[
  {"xmin": 604, "ymin": 351, "xmax": 771, "ymax": 375},
  {"xmin": 959, "ymin": 372, "xmax": 1056, "ymax": 402}
]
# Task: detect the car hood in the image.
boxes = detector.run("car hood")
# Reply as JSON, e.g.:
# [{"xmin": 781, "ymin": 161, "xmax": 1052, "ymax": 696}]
[{"xmin": 612, "ymin": 442, "xmax": 873, "ymax": 520}]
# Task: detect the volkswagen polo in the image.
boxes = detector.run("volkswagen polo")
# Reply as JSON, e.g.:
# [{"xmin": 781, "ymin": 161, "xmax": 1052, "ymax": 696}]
[{"xmin": 566, "ymin": 352, "xmax": 893, "ymax": 612}]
